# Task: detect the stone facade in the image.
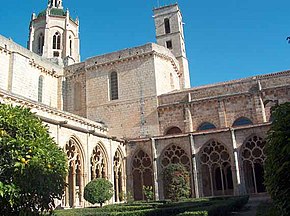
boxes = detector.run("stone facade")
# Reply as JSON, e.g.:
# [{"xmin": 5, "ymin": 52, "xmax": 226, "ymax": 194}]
[{"xmin": 0, "ymin": 0, "xmax": 289, "ymax": 209}]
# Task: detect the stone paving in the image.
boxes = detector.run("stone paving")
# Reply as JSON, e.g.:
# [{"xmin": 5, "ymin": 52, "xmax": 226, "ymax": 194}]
[{"xmin": 232, "ymin": 194, "xmax": 271, "ymax": 216}]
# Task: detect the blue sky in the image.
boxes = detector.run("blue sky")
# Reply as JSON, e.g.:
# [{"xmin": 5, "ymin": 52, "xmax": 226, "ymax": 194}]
[{"xmin": 0, "ymin": 0, "xmax": 290, "ymax": 87}]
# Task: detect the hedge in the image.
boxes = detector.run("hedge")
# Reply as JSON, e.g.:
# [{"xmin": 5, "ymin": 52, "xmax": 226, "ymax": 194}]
[{"xmin": 55, "ymin": 196, "xmax": 249, "ymax": 216}]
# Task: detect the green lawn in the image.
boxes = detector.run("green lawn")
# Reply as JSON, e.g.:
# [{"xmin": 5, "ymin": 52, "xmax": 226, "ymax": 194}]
[{"xmin": 54, "ymin": 196, "xmax": 249, "ymax": 216}]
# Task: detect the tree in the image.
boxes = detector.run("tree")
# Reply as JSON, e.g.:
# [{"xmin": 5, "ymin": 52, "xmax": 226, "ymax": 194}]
[
  {"xmin": 0, "ymin": 104, "xmax": 67, "ymax": 215},
  {"xmin": 265, "ymin": 102, "xmax": 290, "ymax": 216},
  {"xmin": 163, "ymin": 163, "xmax": 190, "ymax": 202},
  {"xmin": 84, "ymin": 178, "xmax": 114, "ymax": 207}
]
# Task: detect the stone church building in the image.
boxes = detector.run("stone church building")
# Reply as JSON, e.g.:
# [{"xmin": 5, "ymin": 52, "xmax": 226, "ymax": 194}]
[{"xmin": 1, "ymin": 0, "xmax": 289, "ymax": 208}]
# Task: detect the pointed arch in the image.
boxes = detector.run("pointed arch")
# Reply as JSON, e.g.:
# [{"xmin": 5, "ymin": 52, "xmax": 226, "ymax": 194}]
[
  {"xmin": 90, "ymin": 142, "xmax": 109, "ymax": 180},
  {"xmin": 64, "ymin": 136, "xmax": 85, "ymax": 208},
  {"xmin": 113, "ymin": 148, "xmax": 125, "ymax": 202},
  {"xmin": 241, "ymin": 134, "xmax": 266, "ymax": 194},
  {"xmin": 232, "ymin": 117, "xmax": 253, "ymax": 127},
  {"xmin": 160, "ymin": 144, "xmax": 190, "ymax": 170},
  {"xmin": 131, "ymin": 149, "xmax": 153, "ymax": 200},
  {"xmin": 53, "ymin": 31, "xmax": 61, "ymax": 50},
  {"xmin": 199, "ymin": 139, "xmax": 233, "ymax": 196}
]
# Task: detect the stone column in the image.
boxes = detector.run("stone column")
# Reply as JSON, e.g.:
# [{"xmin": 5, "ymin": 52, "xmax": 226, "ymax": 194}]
[
  {"xmin": 185, "ymin": 107, "xmax": 193, "ymax": 132},
  {"xmin": 257, "ymin": 80, "xmax": 267, "ymax": 123},
  {"xmin": 115, "ymin": 174, "xmax": 119, "ymax": 202},
  {"xmin": 151, "ymin": 138, "xmax": 159, "ymax": 200},
  {"xmin": 65, "ymin": 175, "xmax": 69, "ymax": 208},
  {"xmin": 71, "ymin": 168, "xmax": 76, "ymax": 208},
  {"xmin": 230, "ymin": 129, "xmax": 245, "ymax": 195},
  {"xmin": 189, "ymin": 134, "xmax": 200, "ymax": 198}
]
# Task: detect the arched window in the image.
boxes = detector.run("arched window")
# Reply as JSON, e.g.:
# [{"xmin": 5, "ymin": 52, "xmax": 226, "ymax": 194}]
[
  {"xmin": 232, "ymin": 117, "xmax": 253, "ymax": 127},
  {"xmin": 113, "ymin": 149, "xmax": 124, "ymax": 202},
  {"xmin": 110, "ymin": 71, "xmax": 118, "ymax": 100},
  {"xmin": 65, "ymin": 138, "xmax": 84, "ymax": 208},
  {"xmin": 197, "ymin": 122, "xmax": 216, "ymax": 131},
  {"xmin": 38, "ymin": 33, "xmax": 44, "ymax": 55},
  {"xmin": 199, "ymin": 140, "xmax": 233, "ymax": 196},
  {"xmin": 164, "ymin": 18, "xmax": 171, "ymax": 34},
  {"xmin": 90, "ymin": 144, "xmax": 108, "ymax": 180},
  {"xmin": 241, "ymin": 135, "xmax": 266, "ymax": 194},
  {"xmin": 69, "ymin": 36, "xmax": 72, "ymax": 56},
  {"xmin": 132, "ymin": 150, "xmax": 153, "ymax": 200},
  {"xmin": 53, "ymin": 32, "xmax": 61, "ymax": 50},
  {"xmin": 165, "ymin": 126, "xmax": 182, "ymax": 135},
  {"xmin": 38, "ymin": 75, "xmax": 44, "ymax": 103}
]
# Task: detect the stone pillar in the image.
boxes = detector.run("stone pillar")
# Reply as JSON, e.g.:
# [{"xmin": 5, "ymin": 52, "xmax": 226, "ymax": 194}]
[
  {"xmin": 151, "ymin": 138, "xmax": 159, "ymax": 200},
  {"xmin": 65, "ymin": 175, "xmax": 69, "ymax": 208},
  {"xmin": 189, "ymin": 134, "xmax": 200, "ymax": 198},
  {"xmin": 257, "ymin": 80, "xmax": 267, "ymax": 123},
  {"xmin": 185, "ymin": 107, "xmax": 193, "ymax": 132},
  {"xmin": 71, "ymin": 168, "xmax": 76, "ymax": 208},
  {"xmin": 230, "ymin": 129, "xmax": 245, "ymax": 195},
  {"xmin": 115, "ymin": 174, "xmax": 119, "ymax": 202},
  {"xmin": 218, "ymin": 99, "xmax": 227, "ymax": 127}
]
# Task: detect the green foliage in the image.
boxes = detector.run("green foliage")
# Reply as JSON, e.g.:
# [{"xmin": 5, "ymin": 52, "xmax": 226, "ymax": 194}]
[
  {"xmin": 54, "ymin": 196, "xmax": 248, "ymax": 216},
  {"xmin": 163, "ymin": 163, "xmax": 191, "ymax": 202},
  {"xmin": 142, "ymin": 186, "xmax": 154, "ymax": 202},
  {"xmin": 84, "ymin": 178, "xmax": 114, "ymax": 207},
  {"xmin": 265, "ymin": 102, "xmax": 290, "ymax": 216},
  {"xmin": 256, "ymin": 201, "xmax": 280, "ymax": 216},
  {"xmin": 0, "ymin": 104, "xmax": 67, "ymax": 215}
]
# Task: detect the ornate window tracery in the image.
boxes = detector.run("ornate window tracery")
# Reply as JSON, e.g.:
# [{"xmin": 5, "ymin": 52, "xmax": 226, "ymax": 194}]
[
  {"xmin": 113, "ymin": 149, "xmax": 124, "ymax": 202},
  {"xmin": 199, "ymin": 140, "xmax": 233, "ymax": 196},
  {"xmin": 90, "ymin": 144, "xmax": 107, "ymax": 180},
  {"xmin": 132, "ymin": 150, "xmax": 153, "ymax": 200},
  {"xmin": 241, "ymin": 135, "xmax": 266, "ymax": 193},
  {"xmin": 65, "ymin": 138, "xmax": 83, "ymax": 208},
  {"xmin": 161, "ymin": 144, "xmax": 190, "ymax": 170},
  {"xmin": 53, "ymin": 32, "xmax": 61, "ymax": 50}
]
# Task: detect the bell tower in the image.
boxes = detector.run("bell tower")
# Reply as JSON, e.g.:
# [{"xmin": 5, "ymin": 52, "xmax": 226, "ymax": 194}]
[
  {"xmin": 153, "ymin": 4, "xmax": 190, "ymax": 88},
  {"xmin": 28, "ymin": 0, "xmax": 80, "ymax": 66}
]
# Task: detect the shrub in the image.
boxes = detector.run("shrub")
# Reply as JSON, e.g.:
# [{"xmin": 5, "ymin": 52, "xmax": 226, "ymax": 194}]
[
  {"xmin": 143, "ymin": 186, "xmax": 154, "ymax": 202},
  {"xmin": 265, "ymin": 102, "xmax": 290, "ymax": 216},
  {"xmin": 163, "ymin": 163, "xmax": 190, "ymax": 202},
  {"xmin": 84, "ymin": 178, "xmax": 114, "ymax": 207},
  {"xmin": 0, "ymin": 104, "xmax": 67, "ymax": 215}
]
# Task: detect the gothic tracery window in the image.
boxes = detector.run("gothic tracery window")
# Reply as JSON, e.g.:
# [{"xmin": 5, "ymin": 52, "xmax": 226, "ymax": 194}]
[
  {"xmin": 91, "ymin": 144, "xmax": 107, "ymax": 180},
  {"xmin": 161, "ymin": 144, "xmax": 190, "ymax": 170},
  {"xmin": 53, "ymin": 32, "xmax": 61, "ymax": 50},
  {"xmin": 132, "ymin": 150, "xmax": 153, "ymax": 200},
  {"xmin": 199, "ymin": 140, "xmax": 233, "ymax": 196},
  {"xmin": 113, "ymin": 149, "xmax": 124, "ymax": 202},
  {"xmin": 65, "ymin": 138, "xmax": 83, "ymax": 208},
  {"xmin": 241, "ymin": 135, "xmax": 266, "ymax": 194}
]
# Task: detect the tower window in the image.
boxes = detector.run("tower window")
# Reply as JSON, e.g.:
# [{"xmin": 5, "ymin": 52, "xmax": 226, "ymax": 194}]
[
  {"xmin": 38, "ymin": 33, "xmax": 44, "ymax": 55},
  {"xmin": 110, "ymin": 71, "xmax": 118, "ymax": 100},
  {"xmin": 164, "ymin": 18, "xmax": 171, "ymax": 34},
  {"xmin": 166, "ymin": 40, "xmax": 172, "ymax": 49},
  {"xmin": 38, "ymin": 75, "xmax": 44, "ymax": 103},
  {"xmin": 53, "ymin": 32, "xmax": 61, "ymax": 50},
  {"xmin": 69, "ymin": 36, "xmax": 72, "ymax": 56}
]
